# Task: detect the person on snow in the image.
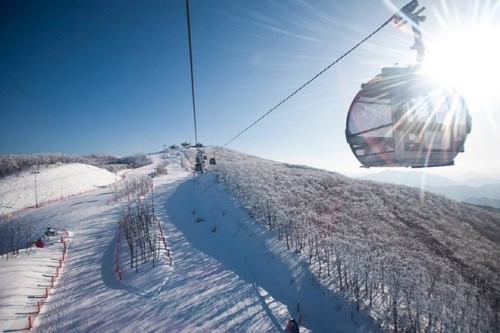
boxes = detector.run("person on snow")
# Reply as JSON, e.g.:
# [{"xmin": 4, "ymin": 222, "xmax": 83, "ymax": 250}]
[
  {"xmin": 291, "ymin": 318, "xmax": 300, "ymax": 333},
  {"xmin": 45, "ymin": 227, "xmax": 56, "ymax": 236},
  {"xmin": 287, "ymin": 318, "xmax": 300, "ymax": 333}
]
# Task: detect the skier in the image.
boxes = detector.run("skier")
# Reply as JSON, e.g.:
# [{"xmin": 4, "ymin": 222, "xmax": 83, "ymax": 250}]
[
  {"xmin": 287, "ymin": 317, "xmax": 300, "ymax": 333},
  {"xmin": 45, "ymin": 227, "xmax": 56, "ymax": 236},
  {"xmin": 291, "ymin": 318, "xmax": 300, "ymax": 333}
]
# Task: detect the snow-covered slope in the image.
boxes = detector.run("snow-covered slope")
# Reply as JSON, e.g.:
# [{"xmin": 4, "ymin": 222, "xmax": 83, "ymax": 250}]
[
  {"xmin": 0, "ymin": 163, "xmax": 118, "ymax": 216},
  {"xmin": 202, "ymin": 146, "xmax": 500, "ymax": 332},
  {"xmin": 0, "ymin": 233, "xmax": 69, "ymax": 331},
  {"xmin": 4, "ymin": 147, "xmax": 496, "ymax": 332},
  {"xmin": 1, "ymin": 151, "xmax": 375, "ymax": 333}
]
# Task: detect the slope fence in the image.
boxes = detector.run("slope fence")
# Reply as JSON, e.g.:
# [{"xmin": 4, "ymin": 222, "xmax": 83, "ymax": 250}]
[
  {"xmin": 28, "ymin": 230, "xmax": 70, "ymax": 330},
  {"xmin": 155, "ymin": 217, "xmax": 173, "ymax": 266}
]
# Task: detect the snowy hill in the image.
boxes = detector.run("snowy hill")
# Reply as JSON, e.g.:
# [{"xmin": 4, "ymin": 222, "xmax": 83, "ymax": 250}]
[
  {"xmin": 1, "ymin": 151, "xmax": 346, "ymax": 333},
  {"xmin": 204, "ymin": 147, "xmax": 500, "ymax": 332},
  {"xmin": 0, "ymin": 163, "xmax": 118, "ymax": 216},
  {"xmin": 1, "ymin": 148, "xmax": 498, "ymax": 332}
]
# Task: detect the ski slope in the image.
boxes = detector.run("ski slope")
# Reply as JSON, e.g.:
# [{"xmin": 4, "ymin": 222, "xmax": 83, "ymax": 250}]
[
  {"xmin": 0, "ymin": 163, "xmax": 118, "ymax": 216},
  {"xmin": 1, "ymin": 151, "xmax": 378, "ymax": 332}
]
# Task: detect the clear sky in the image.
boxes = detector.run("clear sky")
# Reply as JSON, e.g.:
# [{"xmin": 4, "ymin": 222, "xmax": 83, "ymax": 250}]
[{"xmin": 1, "ymin": 0, "xmax": 499, "ymax": 178}]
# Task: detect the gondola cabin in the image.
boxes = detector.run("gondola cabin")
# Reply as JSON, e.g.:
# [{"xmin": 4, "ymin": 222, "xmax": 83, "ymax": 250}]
[
  {"xmin": 345, "ymin": 66, "xmax": 471, "ymax": 168},
  {"xmin": 194, "ymin": 163, "xmax": 203, "ymax": 172},
  {"xmin": 209, "ymin": 158, "xmax": 216, "ymax": 165}
]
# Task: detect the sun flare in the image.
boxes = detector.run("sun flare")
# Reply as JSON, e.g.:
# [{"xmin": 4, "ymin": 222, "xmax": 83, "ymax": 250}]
[{"xmin": 423, "ymin": 25, "xmax": 500, "ymax": 105}]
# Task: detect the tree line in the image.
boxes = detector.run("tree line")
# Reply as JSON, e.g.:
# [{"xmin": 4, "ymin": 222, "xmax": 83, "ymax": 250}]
[
  {"xmin": 0, "ymin": 153, "xmax": 152, "ymax": 178},
  {"xmin": 0, "ymin": 218, "xmax": 38, "ymax": 258},
  {"xmin": 110, "ymin": 176, "xmax": 153, "ymax": 202}
]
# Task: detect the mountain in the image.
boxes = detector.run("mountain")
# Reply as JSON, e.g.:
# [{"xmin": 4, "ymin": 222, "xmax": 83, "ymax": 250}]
[
  {"xmin": 463, "ymin": 197, "xmax": 500, "ymax": 209},
  {"xmin": 205, "ymin": 147, "xmax": 500, "ymax": 332},
  {"xmin": 360, "ymin": 170, "xmax": 500, "ymax": 208},
  {"xmin": 452, "ymin": 172, "xmax": 500, "ymax": 187},
  {"xmin": 359, "ymin": 170, "xmax": 462, "ymax": 187},
  {"xmin": 2, "ymin": 148, "xmax": 499, "ymax": 332},
  {"xmin": 428, "ymin": 183, "xmax": 500, "ymax": 202}
]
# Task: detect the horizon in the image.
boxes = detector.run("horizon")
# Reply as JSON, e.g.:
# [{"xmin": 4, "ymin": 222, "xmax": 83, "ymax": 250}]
[{"xmin": 3, "ymin": 145, "xmax": 500, "ymax": 184}]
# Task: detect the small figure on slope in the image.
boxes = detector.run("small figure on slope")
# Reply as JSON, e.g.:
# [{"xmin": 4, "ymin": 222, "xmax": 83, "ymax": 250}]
[
  {"xmin": 287, "ymin": 317, "xmax": 300, "ymax": 333},
  {"xmin": 45, "ymin": 227, "xmax": 56, "ymax": 237}
]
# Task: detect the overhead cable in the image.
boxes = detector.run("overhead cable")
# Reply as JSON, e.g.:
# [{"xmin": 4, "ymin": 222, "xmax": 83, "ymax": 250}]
[
  {"xmin": 216, "ymin": 3, "xmax": 409, "ymax": 152},
  {"xmin": 186, "ymin": 0, "xmax": 199, "ymax": 145}
]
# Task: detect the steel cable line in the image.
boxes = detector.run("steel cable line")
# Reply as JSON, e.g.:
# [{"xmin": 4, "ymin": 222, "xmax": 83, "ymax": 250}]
[
  {"xmin": 214, "ymin": 3, "xmax": 412, "ymax": 154},
  {"xmin": 186, "ymin": 0, "xmax": 199, "ymax": 145}
]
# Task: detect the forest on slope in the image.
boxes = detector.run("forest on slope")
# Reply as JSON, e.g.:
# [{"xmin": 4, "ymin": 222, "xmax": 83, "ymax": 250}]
[{"xmin": 202, "ymin": 147, "xmax": 500, "ymax": 332}]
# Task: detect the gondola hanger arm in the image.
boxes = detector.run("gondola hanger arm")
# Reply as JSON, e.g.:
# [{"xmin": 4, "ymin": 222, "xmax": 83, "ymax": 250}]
[{"xmin": 392, "ymin": 0, "xmax": 426, "ymax": 66}]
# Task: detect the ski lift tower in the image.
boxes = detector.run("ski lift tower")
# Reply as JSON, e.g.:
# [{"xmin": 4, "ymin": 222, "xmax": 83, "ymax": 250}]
[{"xmin": 195, "ymin": 149, "xmax": 205, "ymax": 173}]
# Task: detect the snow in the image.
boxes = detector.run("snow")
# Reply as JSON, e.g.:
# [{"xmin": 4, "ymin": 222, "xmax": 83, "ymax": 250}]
[
  {"xmin": 0, "ymin": 233, "xmax": 68, "ymax": 331},
  {"xmin": 0, "ymin": 151, "xmax": 378, "ymax": 332},
  {"xmin": 0, "ymin": 163, "xmax": 118, "ymax": 216}
]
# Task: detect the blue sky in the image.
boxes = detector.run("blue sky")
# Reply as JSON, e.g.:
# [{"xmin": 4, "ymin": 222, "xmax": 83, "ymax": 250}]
[{"xmin": 1, "ymin": 0, "xmax": 499, "ymax": 177}]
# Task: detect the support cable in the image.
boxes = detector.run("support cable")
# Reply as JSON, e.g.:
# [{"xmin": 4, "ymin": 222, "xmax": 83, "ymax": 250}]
[
  {"xmin": 186, "ymin": 0, "xmax": 198, "ymax": 145},
  {"xmin": 215, "ymin": 1, "xmax": 419, "ymax": 153}
]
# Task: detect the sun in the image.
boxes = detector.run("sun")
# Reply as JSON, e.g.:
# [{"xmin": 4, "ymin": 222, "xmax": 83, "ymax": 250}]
[{"xmin": 422, "ymin": 21, "xmax": 500, "ymax": 107}]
